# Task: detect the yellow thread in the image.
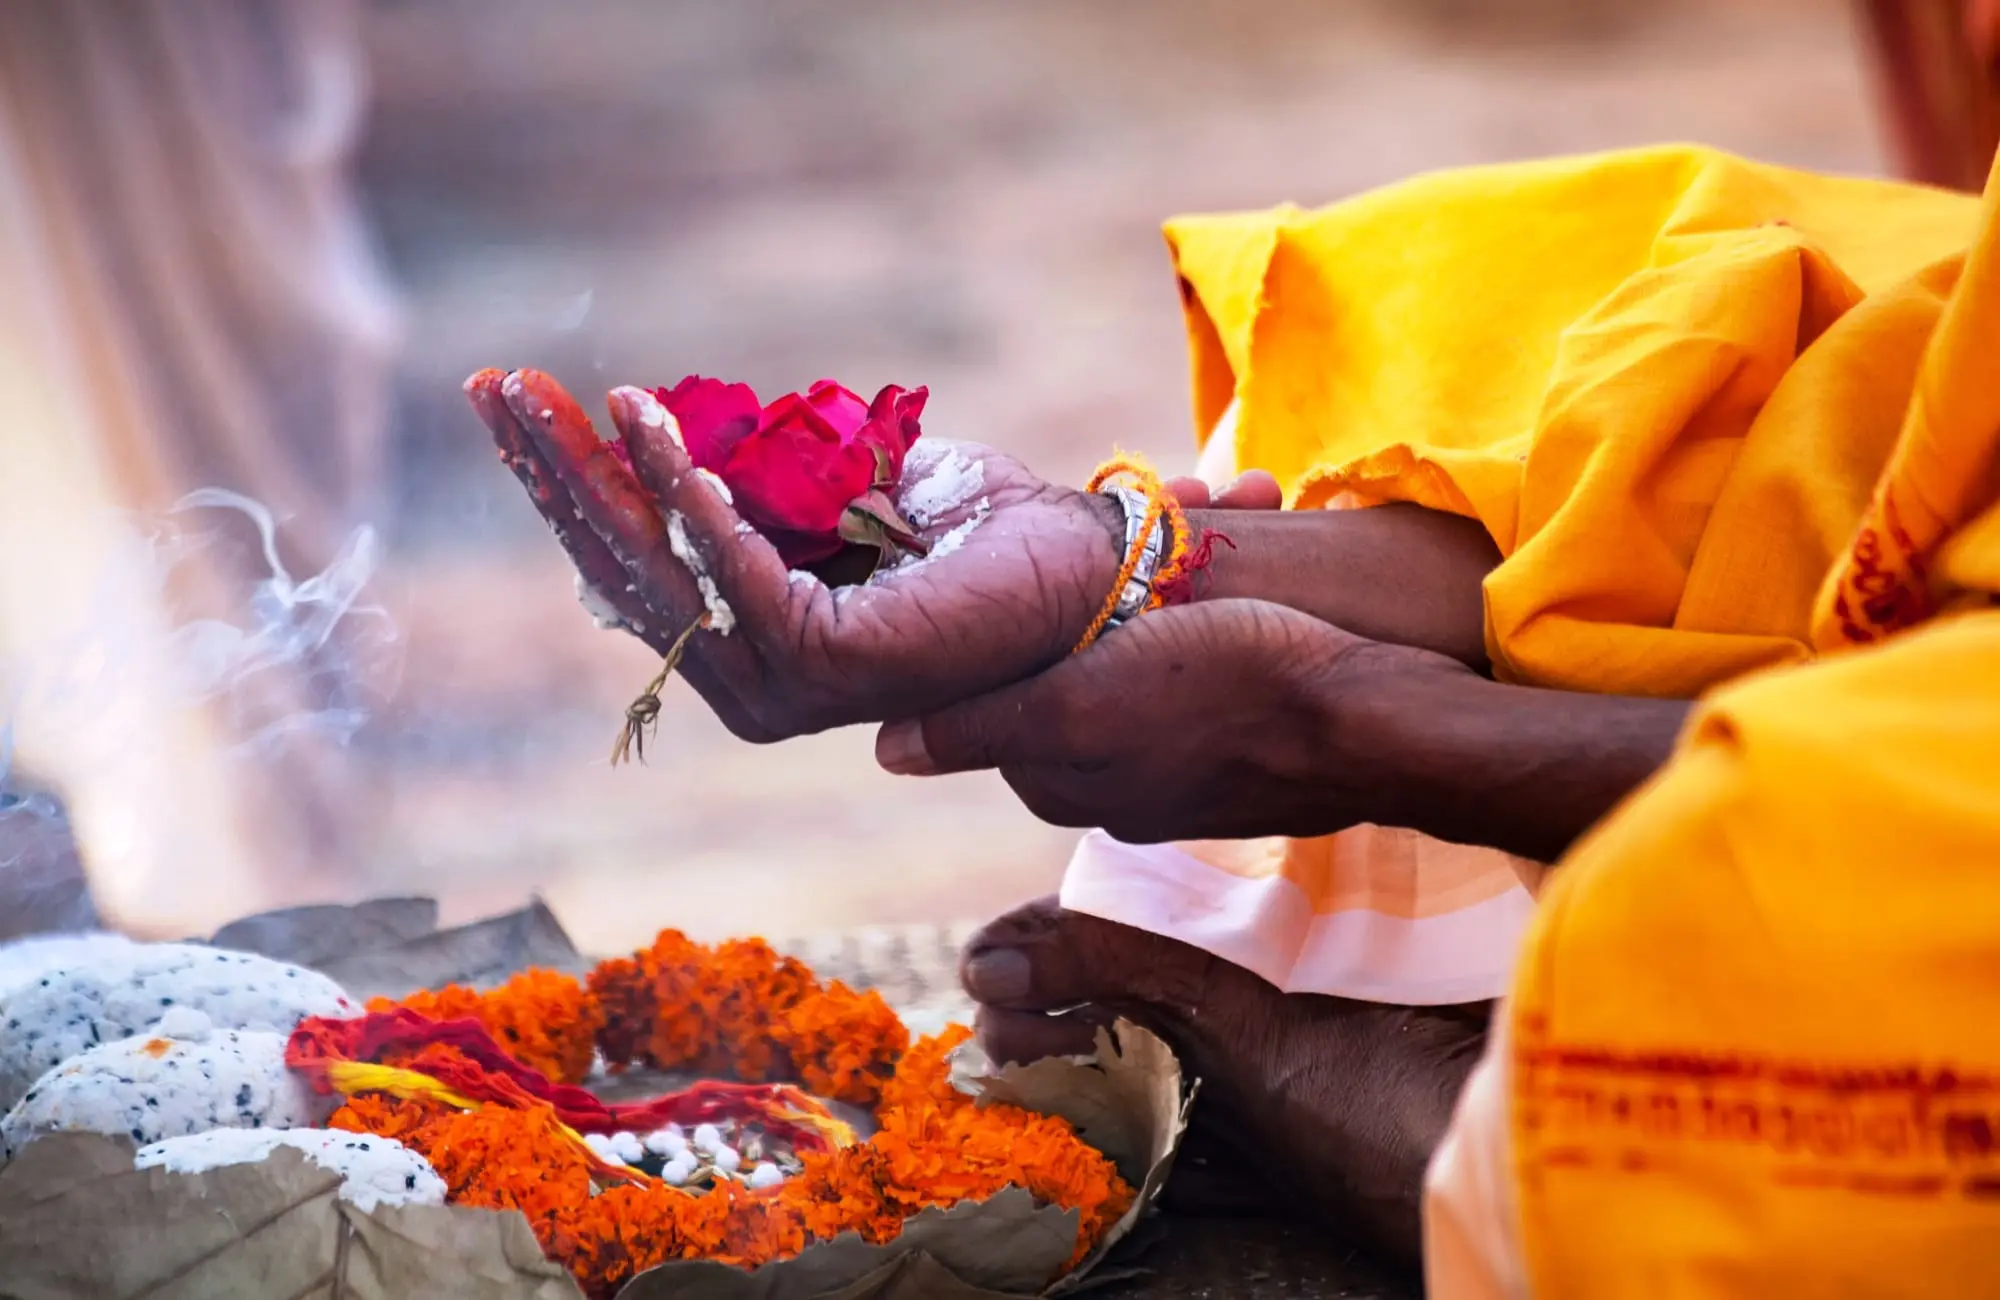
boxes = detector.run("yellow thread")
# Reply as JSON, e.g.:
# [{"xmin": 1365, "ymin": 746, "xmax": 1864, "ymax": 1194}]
[
  {"xmin": 325, "ymin": 1060, "xmax": 484, "ymax": 1110},
  {"xmin": 1071, "ymin": 452, "xmax": 1187, "ymax": 654},
  {"xmin": 324, "ymin": 1059, "xmax": 656, "ymax": 1185}
]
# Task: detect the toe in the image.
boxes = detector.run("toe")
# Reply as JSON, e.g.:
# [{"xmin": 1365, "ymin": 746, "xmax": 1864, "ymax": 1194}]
[
  {"xmin": 974, "ymin": 1005, "xmax": 1110, "ymax": 1067},
  {"xmin": 960, "ymin": 897, "xmax": 1212, "ymax": 1016}
]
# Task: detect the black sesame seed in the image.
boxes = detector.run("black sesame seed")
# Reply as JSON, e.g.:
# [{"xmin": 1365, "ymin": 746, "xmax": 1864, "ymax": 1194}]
[
  {"xmin": 146, "ymin": 1097, "xmax": 159, "ymax": 1108},
  {"xmin": 234, "ymin": 1084, "xmax": 252, "ymax": 1107},
  {"xmin": 405, "ymin": 1173, "xmax": 418, "ymax": 1189},
  {"xmin": 129, "ymin": 1127, "xmax": 145, "ymax": 1141}
]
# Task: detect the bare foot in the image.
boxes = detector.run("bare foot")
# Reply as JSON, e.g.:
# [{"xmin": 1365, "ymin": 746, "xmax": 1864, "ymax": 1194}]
[{"xmin": 961, "ymin": 896, "xmax": 1488, "ymax": 1271}]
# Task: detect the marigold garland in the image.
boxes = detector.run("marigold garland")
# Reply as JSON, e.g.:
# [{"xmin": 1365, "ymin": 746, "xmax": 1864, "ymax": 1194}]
[
  {"xmin": 588, "ymin": 929, "xmax": 909, "ymax": 1106},
  {"xmin": 319, "ymin": 933, "xmax": 1135, "ymax": 1300},
  {"xmin": 371, "ymin": 968, "xmax": 605, "ymax": 1086}
]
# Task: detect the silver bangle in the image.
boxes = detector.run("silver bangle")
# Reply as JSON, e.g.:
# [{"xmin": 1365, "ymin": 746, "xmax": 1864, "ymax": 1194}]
[{"xmin": 1103, "ymin": 486, "xmax": 1165, "ymax": 628}]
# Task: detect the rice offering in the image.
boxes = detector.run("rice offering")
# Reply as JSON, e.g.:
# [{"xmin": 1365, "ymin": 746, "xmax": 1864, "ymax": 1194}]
[
  {"xmin": 0, "ymin": 1016, "xmax": 333, "ymax": 1161},
  {"xmin": 0, "ymin": 942, "xmax": 356, "ymax": 1109},
  {"xmin": 134, "ymin": 1126, "xmax": 446, "ymax": 1212}
]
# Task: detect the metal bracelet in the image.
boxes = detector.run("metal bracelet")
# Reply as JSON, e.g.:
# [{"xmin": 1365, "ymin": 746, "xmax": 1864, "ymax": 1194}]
[{"xmin": 1103, "ymin": 485, "xmax": 1165, "ymax": 627}]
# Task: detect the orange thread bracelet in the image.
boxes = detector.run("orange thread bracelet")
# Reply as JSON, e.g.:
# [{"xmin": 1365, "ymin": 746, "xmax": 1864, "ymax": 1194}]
[{"xmin": 1071, "ymin": 452, "xmax": 1233, "ymax": 655}]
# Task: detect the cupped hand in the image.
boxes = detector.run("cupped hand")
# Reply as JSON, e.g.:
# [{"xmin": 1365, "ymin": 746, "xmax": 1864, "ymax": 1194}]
[
  {"xmin": 872, "ymin": 598, "xmax": 1474, "ymax": 843},
  {"xmin": 468, "ymin": 368, "xmax": 1131, "ymax": 740}
]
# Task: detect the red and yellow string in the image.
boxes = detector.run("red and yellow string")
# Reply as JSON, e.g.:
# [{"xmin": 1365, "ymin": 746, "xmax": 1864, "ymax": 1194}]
[{"xmin": 1072, "ymin": 451, "xmax": 1234, "ymax": 654}]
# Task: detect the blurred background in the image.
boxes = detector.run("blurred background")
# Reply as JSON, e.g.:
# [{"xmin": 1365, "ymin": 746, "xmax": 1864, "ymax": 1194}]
[{"xmin": 0, "ymin": 0, "xmax": 1993, "ymax": 955}]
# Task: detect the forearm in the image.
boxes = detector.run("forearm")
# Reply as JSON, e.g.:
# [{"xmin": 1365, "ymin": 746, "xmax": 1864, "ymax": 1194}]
[
  {"xmin": 1188, "ymin": 504, "xmax": 1500, "ymax": 670},
  {"xmin": 1350, "ymin": 653, "xmax": 1693, "ymax": 864}
]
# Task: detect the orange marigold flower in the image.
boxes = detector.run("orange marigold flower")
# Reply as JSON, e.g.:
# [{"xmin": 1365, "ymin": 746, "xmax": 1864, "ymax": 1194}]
[
  {"xmin": 779, "ymin": 980, "xmax": 909, "ymax": 1107},
  {"xmin": 417, "ymin": 1102, "xmax": 596, "ymax": 1226},
  {"xmin": 875, "ymin": 1024, "xmax": 974, "ymax": 1115},
  {"xmin": 374, "ymin": 970, "xmax": 604, "ymax": 1085},
  {"xmin": 328, "ymin": 1093, "xmax": 446, "ymax": 1143},
  {"xmin": 667, "ymin": 936, "xmax": 815, "ymax": 1079},
  {"xmin": 586, "ymin": 953, "xmax": 656, "ymax": 1070}
]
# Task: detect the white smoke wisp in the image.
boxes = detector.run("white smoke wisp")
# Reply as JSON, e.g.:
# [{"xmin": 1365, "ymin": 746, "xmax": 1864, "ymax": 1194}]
[
  {"xmin": 0, "ymin": 490, "xmax": 401, "ymax": 933},
  {"xmin": 165, "ymin": 489, "xmax": 398, "ymax": 756}
]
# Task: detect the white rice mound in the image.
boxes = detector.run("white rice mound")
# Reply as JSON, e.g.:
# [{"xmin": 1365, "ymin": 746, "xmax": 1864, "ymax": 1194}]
[
  {"xmin": 0, "ymin": 1019, "xmax": 334, "ymax": 1162},
  {"xmin": 0, "ymin": 942, "xmax": 356, "ymax": 1110},
  {"xmin": 0, "ymin": 933, "xmax": 141, "ymax": 1000},
  {"xmin": 135, "ymin": 1127, "xmax": 446, "ymax": 1212}
]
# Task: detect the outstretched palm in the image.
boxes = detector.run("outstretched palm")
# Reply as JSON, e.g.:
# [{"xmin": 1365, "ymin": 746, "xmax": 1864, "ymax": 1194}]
[{"xmin": 468, "ymin": 369, "xmax": 1124, "ymax": 742}]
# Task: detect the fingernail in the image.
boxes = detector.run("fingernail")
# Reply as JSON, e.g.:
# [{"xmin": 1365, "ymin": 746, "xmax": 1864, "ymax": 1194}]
[
  {"xmin": 964, "ymin": 948, "xmax": 1033, "ymax": 1003},
  {"xmin": 611, "ymin": 385, "xmax": 685, "ymax": 450},
  {"xmin": 875, "ymin": 720, "xmax": 938, "ymax": 776}
]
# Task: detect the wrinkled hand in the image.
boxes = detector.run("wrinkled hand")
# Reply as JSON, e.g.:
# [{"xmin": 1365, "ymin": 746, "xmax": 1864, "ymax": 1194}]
[
  {"xmin": 873, "ymin": 599, "xmax": 1472, "ymax": 843},
  {"xmin": 468, "ymin": 369, "xmax": 1130, "ymax": 741}
]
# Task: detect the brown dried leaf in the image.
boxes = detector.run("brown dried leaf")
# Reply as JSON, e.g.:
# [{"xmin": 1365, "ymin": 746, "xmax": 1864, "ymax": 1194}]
[
  {"xmin": 616, "ymin": 1188, "xmax": 1076, "ymax": 1300},
  {"xmin": 206, "ymin": 897, "xmax": 440, "ymax": 968},
  {"xmin": 0, "ymin": 1132, "xmax": 581, "ymax": 1300},
  {"xmin": 817, "ymin": 1252, "xmax": 1035, "ymax": 1300},
  {"xmin": 312, "ymin": 898, "xmax": 586, "ymax": 1000},
  {"xmin": 955, "ymin": 1020, "xmax": 1194, "ymax": 1291}
]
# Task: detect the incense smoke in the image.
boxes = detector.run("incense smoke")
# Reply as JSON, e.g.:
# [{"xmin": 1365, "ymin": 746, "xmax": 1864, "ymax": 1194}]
[{"xmin": 0, "ymin": 490, "xmax": 399, "ymax": 934}]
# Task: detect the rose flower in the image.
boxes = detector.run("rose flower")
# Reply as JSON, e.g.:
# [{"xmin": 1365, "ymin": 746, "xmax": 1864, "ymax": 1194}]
[{"xmin": 642, "ymin": 377, "xmax": 930, "ymax": 569}]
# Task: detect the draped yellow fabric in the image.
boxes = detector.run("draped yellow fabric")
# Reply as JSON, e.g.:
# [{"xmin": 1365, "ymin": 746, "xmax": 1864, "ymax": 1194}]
[
  {"xmin": 1504, "ymin": 146, "xmax": 2000, "ymax": 1298},
  {"xmin": 1166, "ymin": 145, "xmax": 1979, "ymax": 697},
  {"xmin": 1173, "ymin": 142, "xmax": 2000, "ymax": 1294}
]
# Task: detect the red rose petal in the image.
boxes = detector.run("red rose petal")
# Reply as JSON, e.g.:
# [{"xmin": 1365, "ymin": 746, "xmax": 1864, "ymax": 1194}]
[
  {"xmin": 802, "ymin": 380, "xmax": 871, "ymax": 438},
  {"xmin": 654, "ymin": 376, "xmax": 763, "ymax": 471},
  {"xmin": 854, "ymin": 384, "xmax": 928, "ymax": 481},
  {"xmin": 723, "ymin": 394, "xmax": 875, "ymax": 539}
]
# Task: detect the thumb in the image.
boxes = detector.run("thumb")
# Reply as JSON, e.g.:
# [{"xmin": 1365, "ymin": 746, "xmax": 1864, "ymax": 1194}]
[{"xmin": 876, "ymin": 671, "xmax": 1097, "ymax": 777}]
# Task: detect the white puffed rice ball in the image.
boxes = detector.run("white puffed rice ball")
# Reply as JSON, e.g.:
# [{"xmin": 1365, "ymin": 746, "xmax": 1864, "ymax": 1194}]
[
  {"xmin": 581, "ymin": 1133, "xmax": 627, "ymax": 1166},
  {"xmin": 691, "ymin": 1123, "xmax": 723, "ymax": 1153},
  {"xmin": 642, "ymin": 1127, "xmax": 688, "ymax": 1158},
  {"xmin": 661, "ymin": 1153, "xmax": 697, "ymax": 1185},
  {"xmin": 711, "ymin": 1144, "xmax": 741, "ymax": 1174},
  {"xmin": 0, "ymin": 1027, "xmax": 333, "ymax": 1162},
  {"xmin": 135, "ymin": 1128, "xmax": 446, "ymax": 1212},
  {"xmin": 0, "ymin": 942, "xmax": 356, "ymax": 1110},
  {"xmin": 746, "ymin": 1161, "xmax": 784, "ymax": 1190},
  {"xmin": 607, "ymin": 1130, "xmax": 645, "ymax": 1165}
]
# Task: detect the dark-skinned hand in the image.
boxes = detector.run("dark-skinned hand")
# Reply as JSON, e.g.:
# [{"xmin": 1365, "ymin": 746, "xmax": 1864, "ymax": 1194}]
[
  {"xmin": 873, "ymin": 598, "xmax": 1463, "ymax": 843},
  {"xmin": 469, "ymin": 369, "xmax": 1139, "ymax": 741}
]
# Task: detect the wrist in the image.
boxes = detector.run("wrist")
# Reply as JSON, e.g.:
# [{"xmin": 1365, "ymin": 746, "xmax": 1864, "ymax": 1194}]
[
  {"xmin": 1347, "ymin": 666, "xmax": 1692, "ymax": 863},
  {"xmin": 1307, "ymin": 641, "xmax": 1480, "ymax": 833}
]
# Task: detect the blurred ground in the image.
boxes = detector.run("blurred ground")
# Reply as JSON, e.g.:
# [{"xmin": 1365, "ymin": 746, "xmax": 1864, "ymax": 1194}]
[{"xmin": 348, "ymin": 0, "xmax": 1889, "ymax": 953}]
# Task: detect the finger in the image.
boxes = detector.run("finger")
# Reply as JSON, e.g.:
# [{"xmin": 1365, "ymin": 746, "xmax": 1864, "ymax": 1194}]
[
  {"xmin": 1163, "ymin": 476, "xmax": 1212, "ymax": 509},
  {"xmin": 1210, "ymin": 469, "xmax": 1284, "ymax": 511},
  {"xmin": 874, "ymin": 659, "xmax": 1114, "ymax": 777},
  {"xmin": 467, "ymin": 369, "xmax": 667, "ymax": 649},
  {"xmin": 478, "ymin": 371, "xmax": 773, "ymax": 740},
  {"xmin": 997, "ymin": 764, "xmax": 1108, "ymax": 830},
  {"xmin": 506, "ymin": 370, "xmax": 669, "ymax": 571},
  {"xmin": 604, "ymin": 385, "xmax": 805, "ymax": 665}
]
